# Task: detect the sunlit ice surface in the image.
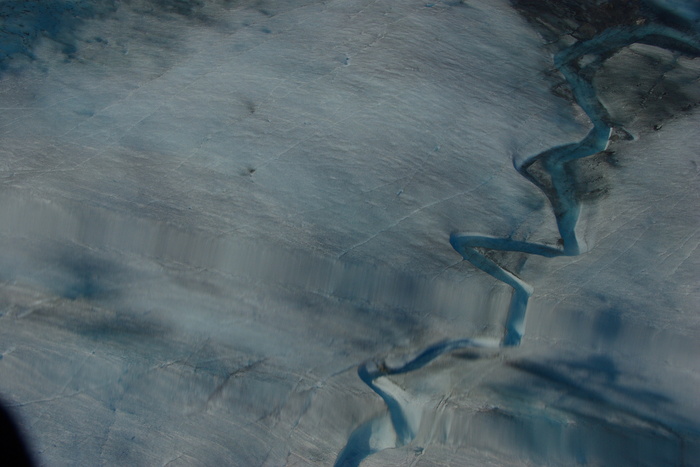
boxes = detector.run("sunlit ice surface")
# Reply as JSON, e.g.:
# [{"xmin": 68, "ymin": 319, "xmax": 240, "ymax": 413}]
[{"xmin": 0, "ymin": 1, "xmax": 699, "ymax": 465}]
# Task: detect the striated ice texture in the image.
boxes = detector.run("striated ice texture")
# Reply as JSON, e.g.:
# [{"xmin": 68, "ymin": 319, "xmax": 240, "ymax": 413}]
[{"xmin": 0, "ymin": 1, "xmax": 699, "ymax": 465}]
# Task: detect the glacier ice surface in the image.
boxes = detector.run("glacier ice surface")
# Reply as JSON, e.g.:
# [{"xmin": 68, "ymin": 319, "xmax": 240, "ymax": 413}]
[{"xmin": 0, "ymin": 0, "xmax": 699, "ymax": 465}]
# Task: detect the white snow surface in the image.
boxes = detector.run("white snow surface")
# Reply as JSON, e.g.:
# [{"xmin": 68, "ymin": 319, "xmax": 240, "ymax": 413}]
[{"xmin": 0, "ymin": 0, "xmax": 698, "ymax": 465}]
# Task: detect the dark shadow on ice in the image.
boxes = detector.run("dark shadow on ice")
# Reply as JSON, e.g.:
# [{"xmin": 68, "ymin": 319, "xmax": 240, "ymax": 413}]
[
  {"xmin": 142, "ymin": 0, "xmax": 205, "ymax": 17},
  {"xmin": 0, "ymin": 0, "xmax": 114, "ymax": 69},
  {"xmin": 57, "ymin": 250, "xmax": 121, "ymax": 300},
  {"xmin": 0, "ymin": 0, "xmax": 234, "ymax": 73},
  {"xmin": 0, "ymin": 398, "xmax": 35, "ymax": 467},
  {"xmin": 592, "ymin": 307, "xmax": 622, "ymax": 342},
  {"xmin": 481, "ymin": 355, "xmax": 692, "ymax": 465},
  {"xmin": 505, "ymin": 355, "xmax": 671, "ymax": 406},
  {"xmin": 643, "ymin": 0, "xmax": 700, "ymax": 31}
]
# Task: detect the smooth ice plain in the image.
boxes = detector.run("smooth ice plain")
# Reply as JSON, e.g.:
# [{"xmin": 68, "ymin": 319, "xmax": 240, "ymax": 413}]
[{"xmin": 0, "ymin": 1, "xmax": 699, "ymax": 465}]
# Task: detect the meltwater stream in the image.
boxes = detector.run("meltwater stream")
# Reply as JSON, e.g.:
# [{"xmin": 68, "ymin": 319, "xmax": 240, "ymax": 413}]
[{"xmin": 335, "ymin": 23, "xmax": 700, "ymax": 467}]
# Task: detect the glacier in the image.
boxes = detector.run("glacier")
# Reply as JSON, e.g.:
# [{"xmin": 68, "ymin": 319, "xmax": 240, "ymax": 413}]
[{"xmin": 0, "ymin": 0, "xmax": 699, "ymax": 466}]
